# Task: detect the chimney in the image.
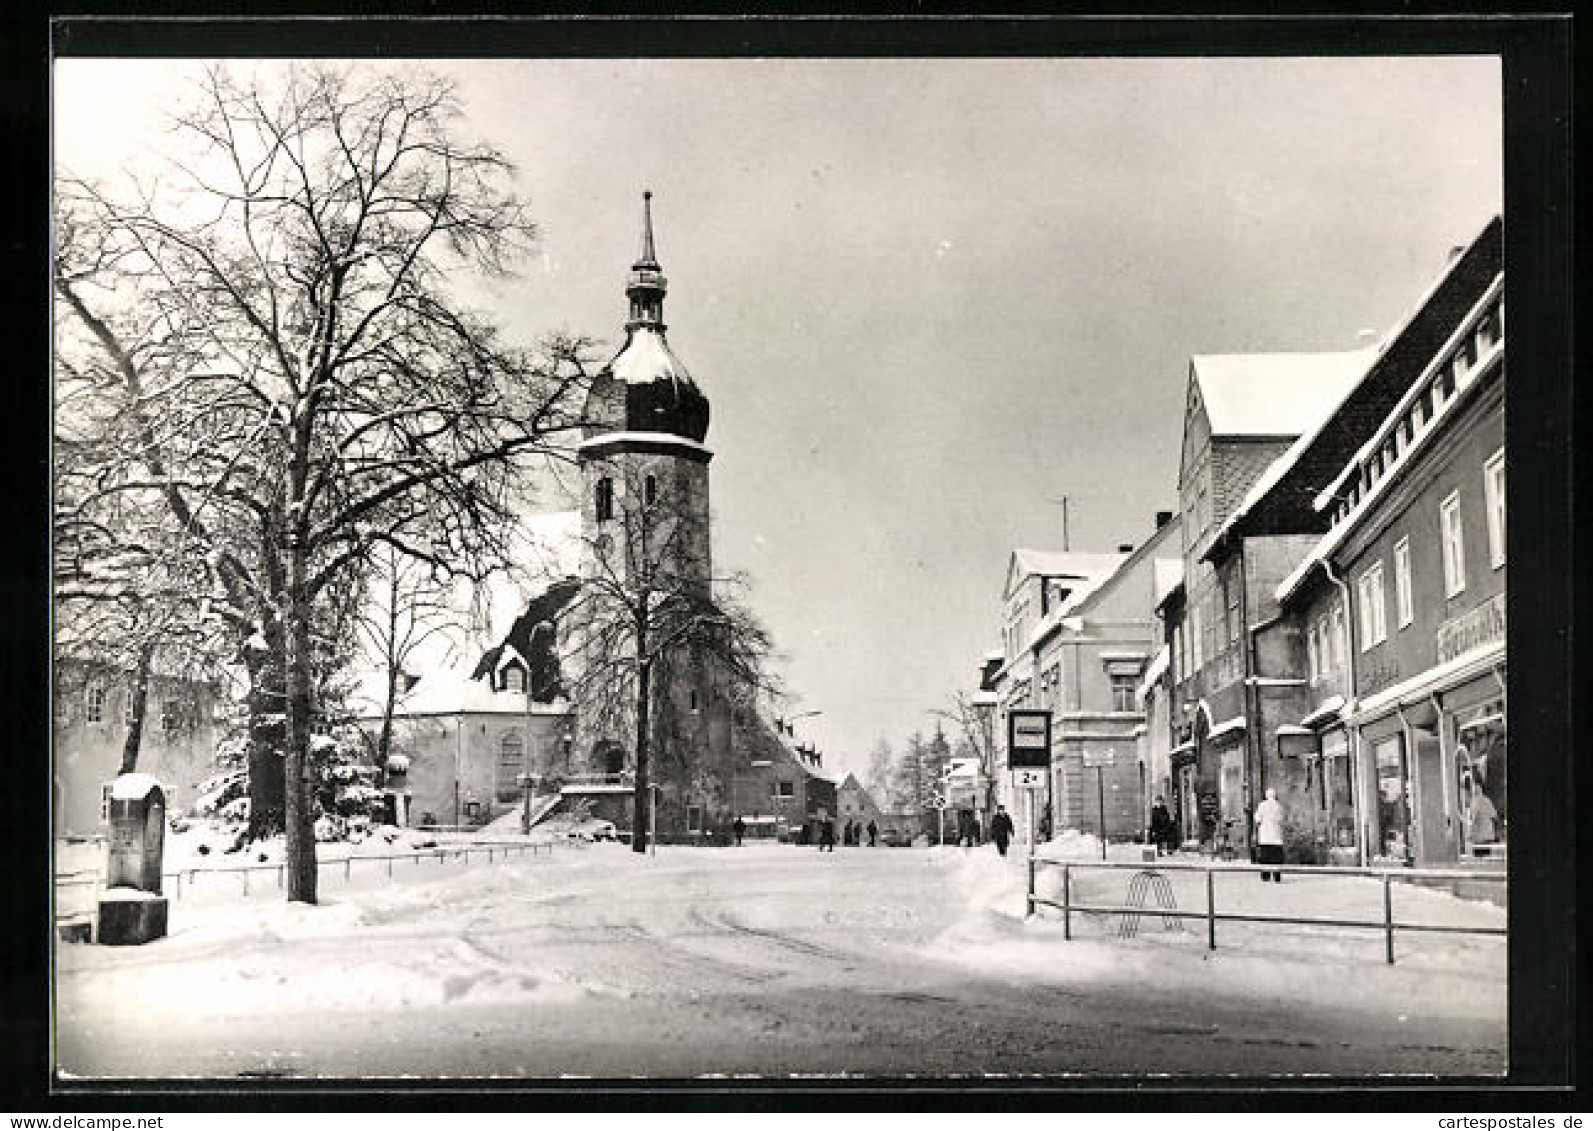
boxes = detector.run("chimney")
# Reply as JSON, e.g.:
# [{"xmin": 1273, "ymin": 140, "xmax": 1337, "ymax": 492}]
[
  {"xmin": 1118, "ymin": 543, "xmax": 1134, "ymax": 553},
  {"xmin": 1155, "ymin": 510, "xmax": 1173, "ymax": 530},
  {"xmin": 1448, "ymin": 244, "xmax": 1467, "ymax": 264}
]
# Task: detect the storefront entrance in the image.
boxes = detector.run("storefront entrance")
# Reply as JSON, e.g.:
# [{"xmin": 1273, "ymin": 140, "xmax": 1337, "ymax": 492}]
[
  {"xmin": 1455, "ymin": 697, "xmax": 1506, "ymax": 858},
  {"xmin": 1370, "ymin": 734, "xmax": 1411, "ymax": 864}
]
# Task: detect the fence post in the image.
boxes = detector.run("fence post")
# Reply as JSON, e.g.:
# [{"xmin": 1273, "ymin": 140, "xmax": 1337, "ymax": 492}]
[
  {"xmin": 1205, "ymin": 867, "xmax": 1216, "ymax": 951},
  {"xmin": 241, "ymin": 868, "xmax": 249, "ymax": 897},
  {"xmin": 1026, "ymin": 857, "xmax": 1035, "ymax": 918},
  {"xmin": 1383, "ymin": 872, "xmax": 1395, "ymax": 965},
  {"xmin": 1062, "ymin": 864, "xmax": 1072, "ymax": 941},
  {"xmin": 344, "ymin": 857, "xmax": 351, "ymax": 881},
  {"xmin": 387, "ymin": 855, "xmax": 394, "ymax": 878},
  {"xmin": 277, "ymin": 865, "xmax": 283, "ymax": 889}
]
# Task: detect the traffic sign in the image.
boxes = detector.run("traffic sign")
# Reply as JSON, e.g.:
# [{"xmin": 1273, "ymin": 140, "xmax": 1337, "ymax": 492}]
[
  {"xmin": 1013, "ymin": 768, "xmax": 1046, "ymax": 790},
  {"xmin": 1007, "ymin": 709, "xmax": 1053, "ymax": 769},
  {"xmin": 930, "ymin": 794, "xmax": 948, "ymax": 810}
]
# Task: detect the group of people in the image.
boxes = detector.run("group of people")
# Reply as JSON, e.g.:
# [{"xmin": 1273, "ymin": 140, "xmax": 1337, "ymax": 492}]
[
  {"xmin": 1147, "ymin": 788, "xmax": 1290, "ymax": 882},
  {"xmin": 817, "ymin": 818, "xmax": 878, "ymax": 850}
]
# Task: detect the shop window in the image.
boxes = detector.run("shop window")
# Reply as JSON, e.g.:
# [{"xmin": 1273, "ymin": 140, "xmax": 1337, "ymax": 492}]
[
  {"xmin": 1455, "ymin": 699, "xmax": 1506, "ymax": 854},
  {"xmin": 1393, "ymin": 537, "xmax": 1413, "ymax": 628},
  {"xmin": 1372, "ymin": 735, "xmax": 1410, "ymax": 864},
  {"xmin": 1440, "ymin": 491, "xmax": 1466, "ymax": 596},
  {"xmin": 1484, "ymin": 449, "xmax": 1505, "ymax": 569}
]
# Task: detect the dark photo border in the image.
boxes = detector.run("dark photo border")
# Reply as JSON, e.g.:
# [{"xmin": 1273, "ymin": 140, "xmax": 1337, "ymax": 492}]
[{"xmin": 4, "ymin": 5, "xmax": 1576, "ymax": 1111}]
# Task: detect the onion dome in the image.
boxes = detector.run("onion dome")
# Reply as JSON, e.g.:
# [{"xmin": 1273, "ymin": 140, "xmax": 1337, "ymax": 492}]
[{"xmin": 589, "ymin": 191, "xmax": 710, "ymax": 443}]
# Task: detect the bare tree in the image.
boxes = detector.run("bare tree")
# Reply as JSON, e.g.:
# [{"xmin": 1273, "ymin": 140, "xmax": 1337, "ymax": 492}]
[
  {"xmin": 356, "ymin": 543, "xmax": 464, "ymax": 767},
  {"xmin": 932, "ymin": 691, "xmax": 1002, "ymax": 820},
  {"xmin": 53, "ymin": 63, "xmax": 592, "ymax": 902},
  {"xmin": 562, "ymin": 461, "xmax": 777, "ymax": 853}
]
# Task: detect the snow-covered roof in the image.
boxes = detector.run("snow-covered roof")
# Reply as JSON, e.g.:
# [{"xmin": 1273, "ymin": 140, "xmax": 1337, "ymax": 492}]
[
  {"xmin": 110, "ymin": 772, "xmax": 164, "ymax": 801},
  {"xmin": 1026, "ymin": 555, "xmax": 1132, "ymax": 647},
  {"xmin": 1152, "ymin": 558, "xmax": 1185, "ymax": 607},
  {"xmin": 606, "ymin": 325, "xmax": 693, "ymax": 388},
  {"xmin": 1011, "ymin": 549, "xmax": 1129, "ymax": 583},
  {"xmin": 1191, "ymin": 349, "xmax": 1375, "ymax": 437},
  {"xmin": 348, "ymin": 664, "xmax": 569, "ymax": 718}
]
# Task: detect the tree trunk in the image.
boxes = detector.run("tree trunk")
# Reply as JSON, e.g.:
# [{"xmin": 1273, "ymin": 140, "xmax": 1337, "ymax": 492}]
[
  {"xmin": 632, "ymin": 654, "xmax": 651, "ymax": 855},
  {"xmin": 118, "ymin": 641, "xmax": 156, "ymax": 775},
  {"xmin": 244, "ymin": 626, "xmax": 288, "ymax": 840},
  {"xmin": 283, "ymin": 547, "xmax": 319, "ymax": 904}
]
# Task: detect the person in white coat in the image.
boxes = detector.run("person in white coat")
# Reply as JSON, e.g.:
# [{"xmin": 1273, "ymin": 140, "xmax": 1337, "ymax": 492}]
[{"xmin": 1253, "ymin": 787, "xmax": 1286, "ymax": 883}]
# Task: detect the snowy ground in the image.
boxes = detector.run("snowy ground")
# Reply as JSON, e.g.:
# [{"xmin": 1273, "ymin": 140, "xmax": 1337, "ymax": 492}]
[{"xmin": 54, "ymin": 837, "xmax": 1505, "ymax": 1080}]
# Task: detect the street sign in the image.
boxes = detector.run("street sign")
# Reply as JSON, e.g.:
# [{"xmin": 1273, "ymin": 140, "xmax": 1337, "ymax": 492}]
[
  {"xmin": 930, "ymin": 794, "xmax": 948, "ymax": 810},
  {"xmin": 1082, "ymin": 749, "xmax": 1115, "ymax": 768},
  {"xmin": 1013, "ymin": 768, "xmax": 1046, "ymax": 790},
  {"xmin": 1007, "ymin": 709, "xmax": 1052, "ymax": 769}
]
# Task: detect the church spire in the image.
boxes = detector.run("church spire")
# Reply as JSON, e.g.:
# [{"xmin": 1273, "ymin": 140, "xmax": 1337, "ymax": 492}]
[{"xmin": 626, "ymin": 190, "xmax": 668, "ymax": 329}]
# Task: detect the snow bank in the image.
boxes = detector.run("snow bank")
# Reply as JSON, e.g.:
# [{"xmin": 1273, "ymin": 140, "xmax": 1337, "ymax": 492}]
[{"xmin": 920, "ymin": 844, "xmax": 1506, "ymax": 1024}]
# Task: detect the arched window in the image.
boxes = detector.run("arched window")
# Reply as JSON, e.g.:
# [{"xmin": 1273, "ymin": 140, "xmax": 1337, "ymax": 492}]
[
  {"xmin": 497, "ymin": 730, "xmax": 525, "ymax": 801},
  {"xmin": 503, "ymin": 665, "xmax": 526, "ymax": 693},
  {"xmin": 645, "ymin": 474, "xmax": 658, "ymax": 506},
  {"xmin": 595, "ymin": 477, "xmax": 614, "ymax": 522}
]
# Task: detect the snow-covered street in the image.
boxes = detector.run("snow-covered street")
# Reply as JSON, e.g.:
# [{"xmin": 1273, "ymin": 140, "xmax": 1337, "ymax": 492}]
[{"xmin": 55, "ymin": 842, "xmax": 1505, "ymax": 1079}]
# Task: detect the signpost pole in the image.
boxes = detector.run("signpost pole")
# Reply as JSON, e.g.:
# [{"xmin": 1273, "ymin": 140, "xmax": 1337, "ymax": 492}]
[{"xmin": 1098, "ymin": 766, "xmax": 1108, "ymax": 860}]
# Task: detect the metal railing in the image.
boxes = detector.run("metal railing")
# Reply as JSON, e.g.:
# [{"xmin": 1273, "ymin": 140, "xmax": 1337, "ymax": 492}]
[
  {"xmin": 55, "ymin": 839, "xmax": 555, "ymax": 906},
  {"xmin": 1025, "ymin": 857, "xmax": 1506, "ymax": 965}
]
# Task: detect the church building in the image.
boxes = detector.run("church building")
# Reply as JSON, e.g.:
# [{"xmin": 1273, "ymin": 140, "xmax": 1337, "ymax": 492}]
[{"xmin": 361, "ymin": 194, "xmax": 830, "ymax": 842}]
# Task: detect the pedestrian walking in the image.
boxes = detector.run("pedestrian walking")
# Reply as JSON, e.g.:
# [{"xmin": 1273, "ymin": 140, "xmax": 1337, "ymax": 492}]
[
  {"xmin": 1253, "ymin": 787, "xmax": 1286, "ymax": 882},
  {"xmin": 989, "ymin": 805, "xmax": 1014, "ymax": 857},
  {"xmin": 732, "ymin": 816, "xmax": 745, "ymax": 847},
  {"xmin": 818, "ymin": 819, "xmax": 836, "ymax": 852},
  {"xmin": 1149, "ymin": 795, "xmax": 1175, "ymax": 855},
  {"xmin": 866, "ymin": 820, "xmax": 878, "ymax": 847}
]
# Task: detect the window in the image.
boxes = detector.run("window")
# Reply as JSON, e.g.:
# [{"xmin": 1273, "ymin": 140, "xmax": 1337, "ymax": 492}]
[
  {"xmin": 1306, "ymin": 625, "xmax": 1320, "ymax": 682},
  {"xmin": 686, "ymin": 804, "xmax": 703, "ymax": 833},
  {"xmin": 689, "ymin": 689, "xmax": 700, "ymax": 713},
  {"xmin": 645, "ymin": 474, "xmax": 658, "ymax": 506},
  {"xmin": 1440, "ymin": 491, "xmax": 1466, "ymax": 596},
  {"xmin": 1191, "ymin": 604, "xmax": 1204, "ymax": 670},
  {"xmin": 123, "ymin": 688, "xmax": 137, "ymax": 724},
  {"xmin": 1357, "ymin": 562, "xmax": 1387, "ymax": 649},
  {"xmin": 1484, "ymin": 449, "xmax": 1505, "ymax": 568},
  {"xmin": 1227, "ymin": 573, "xmax": 1241, "ymax": 643},
  {"xmin": 85, "ymin": 683, "xmax": 107, "ymax": 723},
  {"xmin": 496, "ymin": 731, "xmax": 525, "ymax": 801},
  {"xmin": 1172, "ymin": 623, "xmax": 1184, "ymax": 684},
  {"xmin": 1438, "ymin": 365, "xmax": 1455, "ymax": 403},
  {"xmin": 503, "ymin": 665, "xmax": 526, "ymax": 693},
  {"xmin": 595, "ymin": 476, "xmax": 614, "ymax": 522},
  {"xmin": 776, "ymin": 780, "xmax": 795, "ymax": 799},
  {"xmin": 1393, "ymin": 537, "xmax": 1413, "ymax": 628},
  {"xmin": 1110, "ymin": 675, "xmax": 1136, "ymax": 713},
  {"xmin": 1330, "ymin": 603, "xmax": 1347, "ymax": 670}
]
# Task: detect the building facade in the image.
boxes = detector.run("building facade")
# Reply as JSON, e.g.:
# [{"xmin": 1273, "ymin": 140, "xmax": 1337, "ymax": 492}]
[{"xmin": 1276, "ymin": 235, "xmax": 1504, "ymax": 868}]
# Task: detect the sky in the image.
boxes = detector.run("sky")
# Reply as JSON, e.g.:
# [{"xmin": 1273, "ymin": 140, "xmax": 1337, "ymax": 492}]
[{"xmin": 53, "ymin": 56, "xmax": 1502, "ymax": 782}]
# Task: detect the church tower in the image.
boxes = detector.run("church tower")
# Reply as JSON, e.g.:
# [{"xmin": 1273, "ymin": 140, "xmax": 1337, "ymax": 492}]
[{"xmin": 577, "ymin": 191, "xmax": 714, "ymax": 591}]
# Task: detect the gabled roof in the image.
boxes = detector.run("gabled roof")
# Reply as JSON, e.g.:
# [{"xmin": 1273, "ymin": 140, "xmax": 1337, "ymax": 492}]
[
  {"xmin": 1190, "ymin": 349, "xmax": 1376, "ymax": 438},
  {"xmin": 1005, "ymin": 549, "xmax": 1129, "ymax": 602}
]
